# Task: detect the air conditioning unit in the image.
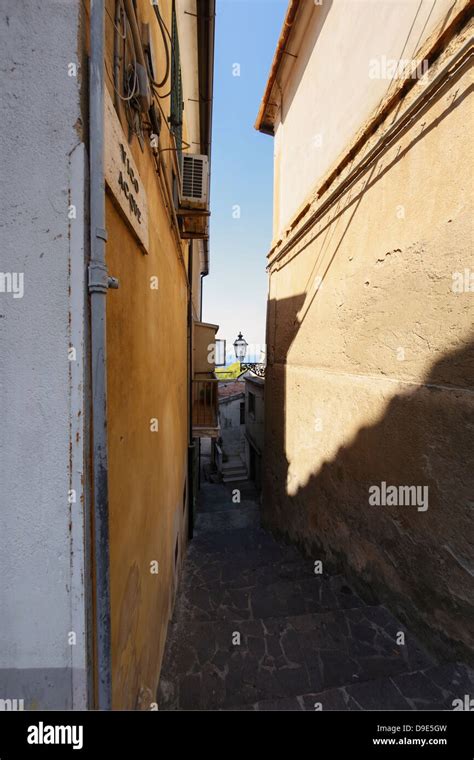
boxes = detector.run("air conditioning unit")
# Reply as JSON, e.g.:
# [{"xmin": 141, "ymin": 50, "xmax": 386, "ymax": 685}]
[{"xmin": 180, "ymin": 154, "xmax": 209, "ymax": 208}]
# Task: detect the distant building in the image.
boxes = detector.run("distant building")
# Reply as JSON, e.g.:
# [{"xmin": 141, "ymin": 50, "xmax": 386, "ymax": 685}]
[{"xmin": 215, "ymin": 381, "xmax": 247, "ymax": 482}]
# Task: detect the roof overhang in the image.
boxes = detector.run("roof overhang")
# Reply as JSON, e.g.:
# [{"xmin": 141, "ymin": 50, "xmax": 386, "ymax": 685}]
[
  {"xmin": 196, "ymin": 0, "xmax": 216, "ymax": 274},
  {"xmin": 254, "ymin": 0, "xmax": 302, "ymax": 135}
]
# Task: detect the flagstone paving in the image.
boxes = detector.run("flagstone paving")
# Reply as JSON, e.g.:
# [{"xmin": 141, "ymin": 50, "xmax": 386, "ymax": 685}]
[{"xmin": 158, "ymin": 481, "xmax": 474, "ymax": 711}]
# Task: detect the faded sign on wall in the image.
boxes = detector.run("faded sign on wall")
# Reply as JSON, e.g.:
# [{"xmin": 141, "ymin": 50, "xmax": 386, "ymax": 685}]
[{"xmin": 104, "ymin": 89, "xmax": 149, "ymax": 253}]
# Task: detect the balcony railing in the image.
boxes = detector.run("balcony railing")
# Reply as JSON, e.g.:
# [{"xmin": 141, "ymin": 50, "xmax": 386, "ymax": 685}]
[{"xmin": 192, "ymin": 378, "xmax": 219, "ymax": 436}]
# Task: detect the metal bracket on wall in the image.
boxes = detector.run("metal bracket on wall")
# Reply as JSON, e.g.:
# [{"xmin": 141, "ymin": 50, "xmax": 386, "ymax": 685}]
[
  {"xmin": 88, "ymin": 228, "xmax": 119, "ymax": 293},
  {"xmin": 88, "ymin": 261, "xmax": 108, "ymax": 294},
  {"xmin": 241, "ymin": 363, "xmax": 266, "ymax": 378}
]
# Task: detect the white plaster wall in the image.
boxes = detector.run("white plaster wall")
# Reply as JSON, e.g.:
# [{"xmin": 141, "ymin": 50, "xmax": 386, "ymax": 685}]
[
  {"xmin": 219, "ymin": 396, "xmax": 246, "ymax": 458},
  {"xmin": 273, "ymin": 0, "xmax": 459, "ymax": 237},
  {"xmin": 0, "ymin": 1, "xmax": 88, "ymax": 708}
]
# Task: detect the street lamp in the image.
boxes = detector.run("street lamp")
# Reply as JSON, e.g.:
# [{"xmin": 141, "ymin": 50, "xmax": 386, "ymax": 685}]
[
  {"xmin": 233, "ymin": 332, "xmax": 248, "ymax": 362},
  {"xmin": 233, "ymin": 331, "xmax": 266, "ymax": 377}
]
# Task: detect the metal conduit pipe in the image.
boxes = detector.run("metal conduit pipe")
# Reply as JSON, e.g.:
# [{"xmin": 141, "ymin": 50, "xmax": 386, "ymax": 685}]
[
  {"xmin": 89, "ymin": 0, "xmax": 112, "ymax": 710},
  {"xmin": 123, "ymin": 0, "xmax": 148, "ymax": 72}
]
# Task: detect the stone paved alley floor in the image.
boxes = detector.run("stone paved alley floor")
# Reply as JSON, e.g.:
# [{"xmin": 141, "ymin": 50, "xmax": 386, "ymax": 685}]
[{"xmin": 158, "ymin": 480, "xmax": 474, "ymax": 711}]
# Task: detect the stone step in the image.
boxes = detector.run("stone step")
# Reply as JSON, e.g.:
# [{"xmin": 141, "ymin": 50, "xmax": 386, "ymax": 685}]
[
  {"xmin": 223, "ymin": 662, "xmax": 474, "ymax": 711},
  {"xmin": 158, "ymin": 605, "xmax": 435, "ymax": 711},
  {"xmin": 221, "ymin": 463, "xmax": 245, "ymax": 472},
  {"xmin": 222, "ymin": 460, "xmax": 245, "ymax": 470},
  {"xmin": 222, "ymin": 473, "xmax": 248, "ymax": 483},
  {"xmin": 173, "ymin": 574, "xmax": 366, "ymax": 624}
]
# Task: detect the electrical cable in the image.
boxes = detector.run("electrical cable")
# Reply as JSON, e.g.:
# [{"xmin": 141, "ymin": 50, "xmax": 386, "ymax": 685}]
[
  {"xmin": 151, "ymin": 80, "xmax": 172, "ymax": 100},
  {"xmin": 145, "ymin": 92, "xmax": 190, "ymax": 156},
  {"xmin": 106, "ymin": 2, "xmax": 126, "ymax": 39},
  {"xmin": 104, "ymin": 58, "xmax": 138, "ymax": 105},
  {"xmin": 158, "ymin": 140, "xmax": 191, "ymax": 155},
  {"xmin": 123, "ymin": 13, "xmax": 141, "ymax": 136},
  {"xmin": 107, "ymin": 0, "xmax": 187, "ymax": 151},
  {"xmin": 153, "ymin": 94, "xmax": 172, "ymax": 134},
  {"xmin": 151, "ymin": 3, "xmax": 171, "ymax": 89},
  {"xmin": 106, "ymin": 6, "xmax": 138, "ymax": 103},
  {"xmin": 154, "ymin": 3, "xmax": 172, "ymax": 43}
]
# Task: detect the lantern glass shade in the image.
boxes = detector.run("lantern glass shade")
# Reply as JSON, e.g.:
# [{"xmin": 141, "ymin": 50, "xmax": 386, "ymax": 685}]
[{"xmin": 233, "ymin": 332, "xmax": 248, "ymax": 362}]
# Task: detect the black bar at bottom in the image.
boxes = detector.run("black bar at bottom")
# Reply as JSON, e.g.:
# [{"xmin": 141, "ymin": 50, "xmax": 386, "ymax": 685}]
[{"xmin": 0, "ymin": 710, "xmax": 472, "ymax": 757}]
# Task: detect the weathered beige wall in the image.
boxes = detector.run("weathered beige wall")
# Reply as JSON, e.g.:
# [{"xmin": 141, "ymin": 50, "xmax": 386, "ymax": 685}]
[
  {"xmin": 194, "ymin": 321, "xmax": 218, "ymax": 374},
  {"xmin": 103, "ymin": 0, "xmax": 197, "ymax": 708},
  {"xmin": 106, "ymin": 197, "xmax": 188, "ymax": 710},
  {"xmin": 264, "ymin": 17, "xmax": 474, "ymax": 660},
  {"xmin": 191, "ymin": 240, "xmax": 204, "ymax": 320},
  {"xmin": 272, "ymin": 0, "xmax": 466, "ymax": 238}
]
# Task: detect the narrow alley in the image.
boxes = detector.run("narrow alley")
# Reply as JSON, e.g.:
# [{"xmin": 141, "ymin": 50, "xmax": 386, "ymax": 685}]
[
  {"xmin": 1, "ymin": 0, "xmax": 473, "ymax": 738},
  {"xmin": 158, "ymin": 475, "xmax": 473, "ymax": 711}
]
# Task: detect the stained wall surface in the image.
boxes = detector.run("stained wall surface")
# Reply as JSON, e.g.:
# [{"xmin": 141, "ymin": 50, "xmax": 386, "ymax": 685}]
[
  {"xmin": 264, "ymin": 7, "xmax": 474, "ymax": 660},
  {"xmin": 0, "ymin": 2, "xmax": 89, "ymax": 708},
  {"xmin": 272, "ymin": 0, "xmax": 465, "ymax": 238},
  {"xmin": 103, "ymin": 0, "xmax": 199, "ymax": 708}
]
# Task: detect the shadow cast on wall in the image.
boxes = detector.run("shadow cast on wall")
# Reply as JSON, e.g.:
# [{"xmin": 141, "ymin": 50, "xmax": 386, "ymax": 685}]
[{"xmin": 263, "ymin": 291, "xmax": 474, "ymax": 663}]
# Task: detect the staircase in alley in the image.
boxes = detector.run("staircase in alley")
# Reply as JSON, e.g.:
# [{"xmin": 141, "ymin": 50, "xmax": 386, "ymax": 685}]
[
  {"xmin": 221, "ymin": 455, "xmax": 248, "ymax": 483},
  {"xmin": 157, "ymin": 481, "xmax": 474, "ymax": 711}
]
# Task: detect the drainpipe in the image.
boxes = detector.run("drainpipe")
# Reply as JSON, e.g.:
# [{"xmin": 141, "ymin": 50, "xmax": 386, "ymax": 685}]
[
  {"xmin": 123, "ymin": 0, "xmax": 148, "ymax": 72},
  {"xmin": 187, "ymin": 243, "xmax": 195, "ymax": 540},
  {"xmin": 199, "ymin": 274, "xmax": 203, "ymax": 320},
  {"xmin": 89, "ymin": 0, "xmax": 112, "ymax": 711},
  {"xmin": 113, "ymin": 0, "xmax": 121, "ymax": 111},
  {"xmin": 197, "ymin": 0, "xmax": 214, "ymax": 278},
  {"xmin": 198, "ymin": 270, "xmax": 203, "ymax": 489}
]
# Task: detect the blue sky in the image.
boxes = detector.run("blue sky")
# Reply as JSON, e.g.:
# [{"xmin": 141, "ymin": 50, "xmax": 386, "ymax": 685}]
[{"xmin": 202, "ymin": 0, "xmax": 287, "ymax": 362}]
